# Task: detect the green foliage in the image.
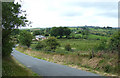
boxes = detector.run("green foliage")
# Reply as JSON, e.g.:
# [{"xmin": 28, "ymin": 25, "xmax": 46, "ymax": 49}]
[
  {"xmin": 2, "ymin": 2, "xmax": 28, "ymax": 57},
  {"xmin": 11, "ymin": 29, "xmax": 20, "ymax": 35},
  {"xmin": 109, "ymin": 31, "xmax": 120, "ymax": 51},
  {"xmin": 35, "ymin": 41, "xmax": 46, "ymax": 50},
  {"xmin": 95, "ymin": 39, "xmax": 107, "ymax": 51},
  {"xmin": 33, "ymin": 30, "xmax": 44, "ymax": 36},
  {"xmin": 80, "ymin": 28, "xmax": 90, "ymax": 39},
  {"xmin": 74, "ymin": 34, "xmax": 82, "ymax": 39},
  {"xmin": 99, "ymin": 59, "xmax": 105, "ymax": 64},
  {"xmin": 44, "ymin": 37, "xmax": 60, "ymax": 51},
  {"xmin": 44, "ymin": 33, "xmax": 49, "ymax": 36},
  {"xmin": 50, "ymin": 27, "xmax": 58, "ymax": 37},
  {"xmin": 81, "ymin": 28, "xmax": 89, "ymax": 35},
  {"xmin": 19, "ymin": 30, "xmax": 33, "ymax": 48},
  {"xmin": 64, "ymin": 27, "xmax": 71, "ymax": 38},
  {"xmin": 50, "ymin": 27, "xmax": 71, "ymax": 38},
  {"xmin": 2, "ymin": 39, "xmax": 14, "ymax": 57},
  {"xmin": 65, "ymin": 44, "xmax": 71, "ymax": 51},
  {"xmin": 103, "ymin": 65, "xmax": 112, "ymax": 73},
  {"xmin": 70, "ymin": 32, "xmax": 75, "ymax": 38}
]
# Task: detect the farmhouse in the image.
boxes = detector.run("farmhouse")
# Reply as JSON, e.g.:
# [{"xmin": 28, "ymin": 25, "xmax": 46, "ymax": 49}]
[{"xmin": 35, "ymin": 35, "xmax": 46, "ymax": 41}]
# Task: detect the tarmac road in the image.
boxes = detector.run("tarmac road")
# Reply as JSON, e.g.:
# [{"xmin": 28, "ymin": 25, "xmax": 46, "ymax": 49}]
[{"xmin": 12, "ymin": 48, "xmax": 105, "ymax": 78}]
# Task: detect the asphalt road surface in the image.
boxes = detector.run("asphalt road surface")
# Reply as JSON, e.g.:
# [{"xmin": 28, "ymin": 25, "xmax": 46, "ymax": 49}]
[{"xmin": 12, "ymin": 48, "xmax": 105, "ymax": 78}]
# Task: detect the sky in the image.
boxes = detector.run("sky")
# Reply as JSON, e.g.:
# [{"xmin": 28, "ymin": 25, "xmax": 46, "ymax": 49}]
[{"xmin": 15, "ymin": 0, "xmax": 118, "ymax": 28}]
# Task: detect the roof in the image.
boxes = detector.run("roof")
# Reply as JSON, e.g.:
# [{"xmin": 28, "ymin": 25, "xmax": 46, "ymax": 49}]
[{"xmin": 35, "ymin": 35, "xmax": 46, "ymax": 38}]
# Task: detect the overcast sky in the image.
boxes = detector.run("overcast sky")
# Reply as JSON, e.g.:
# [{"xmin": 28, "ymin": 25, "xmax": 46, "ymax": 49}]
[{"xmin": 15, "ymin": 0, "xmax": 118, "ymax": 28}]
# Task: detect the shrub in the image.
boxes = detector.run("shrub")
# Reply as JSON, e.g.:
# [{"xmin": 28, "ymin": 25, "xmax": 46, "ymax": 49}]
[
  {"xmin": 75, "ymin": 34, "xmax": 81, "ymax": 39},
  {"xmin": 95, "ymin": 39, "xmax": 107, "ymax": 51},
  {"xmin": 35, "ymin": 41, "xmax": 46, "ymax": 50},
  {"xmin": 65, "ymin": 44, "xmax": 71, "ymax": 51},
  {"xmin": 108, "ymin": 31, "xmax": 120, "ymax": 51},
  {"xmin": 44, "ymin": 37, "xmax": 60, "ymax": 51}
]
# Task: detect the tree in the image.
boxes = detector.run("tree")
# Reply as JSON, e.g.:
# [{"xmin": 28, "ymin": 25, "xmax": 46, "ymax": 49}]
[
  {"xmin": 2, "ymin": 2, "xmax": 28, "ymax": 57},
  {"xmin": 63, "ymin": 27, "xmax": 71, "ymax": 38},
  {"xmin": 35, "ymin": 41, "xmax": 46, "ymax": 50},
  {"xmin": 45, "ymin": 28, "xmax": 51, "ymax": 34},
  {"xmin": 33, "ymin": 30, "xmax": 40, "ymax": 36},
  {"xmin": 50, "ymin": 27, "xmax": 71, "ymax": 38},
  {"xmin": 70, "ymin": 32, "xmax": 75, "ymax": 39},
  {"xmin": 19, "ymin": 30, "xmax": 33, "ymax": 48},
  {"xmin": 81, "ymin": 28, "xmax": 89, "ymax": 39},
  {"xmin": 33, "ymin": 30, "xmax": 44, "ymax": 36},
  {"xmin": 57, "ymin": 27, "xmax": 64, "ymax": 38},
  {"xmin": 44, "ymin": 37, "xmax": 60, "ymax": 51},
  {"xmin": 50, "ymin": 27, "xmax": 58, "ymax": 37},
  {"xmin": 11, "ymin": 29, "xmax": 20, "ymax": 35}
]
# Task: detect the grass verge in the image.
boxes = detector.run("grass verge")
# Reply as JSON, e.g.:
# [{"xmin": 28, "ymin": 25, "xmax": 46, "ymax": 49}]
[{"xmin": 2, "ymin": 56, "xmax": 40, "ymax": 77}]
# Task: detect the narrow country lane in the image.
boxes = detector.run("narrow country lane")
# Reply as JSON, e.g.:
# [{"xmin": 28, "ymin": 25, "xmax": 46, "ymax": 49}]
[{"xmin": 12, "ymin": 48, "xmax": 106, "ymax": 78}]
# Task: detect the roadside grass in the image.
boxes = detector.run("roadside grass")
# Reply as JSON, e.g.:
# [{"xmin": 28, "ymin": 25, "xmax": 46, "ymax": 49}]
[
  {"xmin": 16, "ymin": 47, "xmax": 118, "ymax": 76},
  {"xmin": 2, "ymin": 56, "xmax": 40, "ymax": 77}
]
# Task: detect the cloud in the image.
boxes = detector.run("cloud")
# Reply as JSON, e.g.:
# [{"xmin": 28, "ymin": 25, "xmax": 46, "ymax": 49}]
[
  {"xmin": 16, "ymin": 0, "xmax": 118, "ymax": 28},
  {"xmin": 64, "ymin": 1, "xmax": 118, "ymax": 10},
  {"xmin": 61, "ymin": 10, "xmax": 83, "ymax": 17},
  {"xmin": 97, "ymin": 11, "xmax": 118, "ymax": 18},
  {"xmin": 63, "ymin": 1, "xmax": 118, "ymax": 18}
]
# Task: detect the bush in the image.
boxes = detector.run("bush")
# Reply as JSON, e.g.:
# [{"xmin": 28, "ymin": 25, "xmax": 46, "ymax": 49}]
[
  {"xmin": 67, "ymin": 36, "xmax": 72, "ymax": 39},
  {"xmin": 65, "ymin": 44, "xmax": 71, "ymax": 51},
  {"xmin": 35, "ymin": 41, "xmax": 46, "ymax": 50},
  {"xmin": 44, "ymin": 37, "xmax": 60, "ymax": 51},
  {"xmin": 95, "ymin": 39, "xmax": 107, "ymax": 51},
  {"xmin": 19, "ymin": 30, "xmax": 33, "ymax": 48},
  {"xmin": 75, "ymin": 34, "xmax": 81, "ymax": 39},
  {"xmin": 108, "ymin": 31, "xmax": 120, "ymax": 51},
  {"xmin": 43, "ymin": 46, "xmax": 52, "ymax": 51}
]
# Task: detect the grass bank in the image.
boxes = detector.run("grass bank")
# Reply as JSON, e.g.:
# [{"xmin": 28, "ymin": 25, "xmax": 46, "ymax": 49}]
[
  {"xmin": 16, "ymin": 46, "xmax": 118, "ymax": 76},
  {"xmin": 2, "ymin": 56, "xmax": 40, "ymax": 76}
]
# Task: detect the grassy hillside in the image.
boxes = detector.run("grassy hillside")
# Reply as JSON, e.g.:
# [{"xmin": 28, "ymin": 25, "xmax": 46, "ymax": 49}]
[
  {"xmin": 57, "ymin": 39, "xmax": 100, "ymax": 51},
  {"xmin": 2, "ymin": 56, "xmax": 40, "ymax": 76}
]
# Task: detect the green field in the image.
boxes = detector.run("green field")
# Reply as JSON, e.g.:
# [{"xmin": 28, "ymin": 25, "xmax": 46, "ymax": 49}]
[
  {"xmin": 31, "ymin": 39, "xmax": 100, "ymax": 53},
  {"xmin": 57, "ymin": 39, "xmax": 100, "ymax": 51},
  {"xmin": 87, "ymin": 34, "xmax": 109, "ymax": 40}
]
